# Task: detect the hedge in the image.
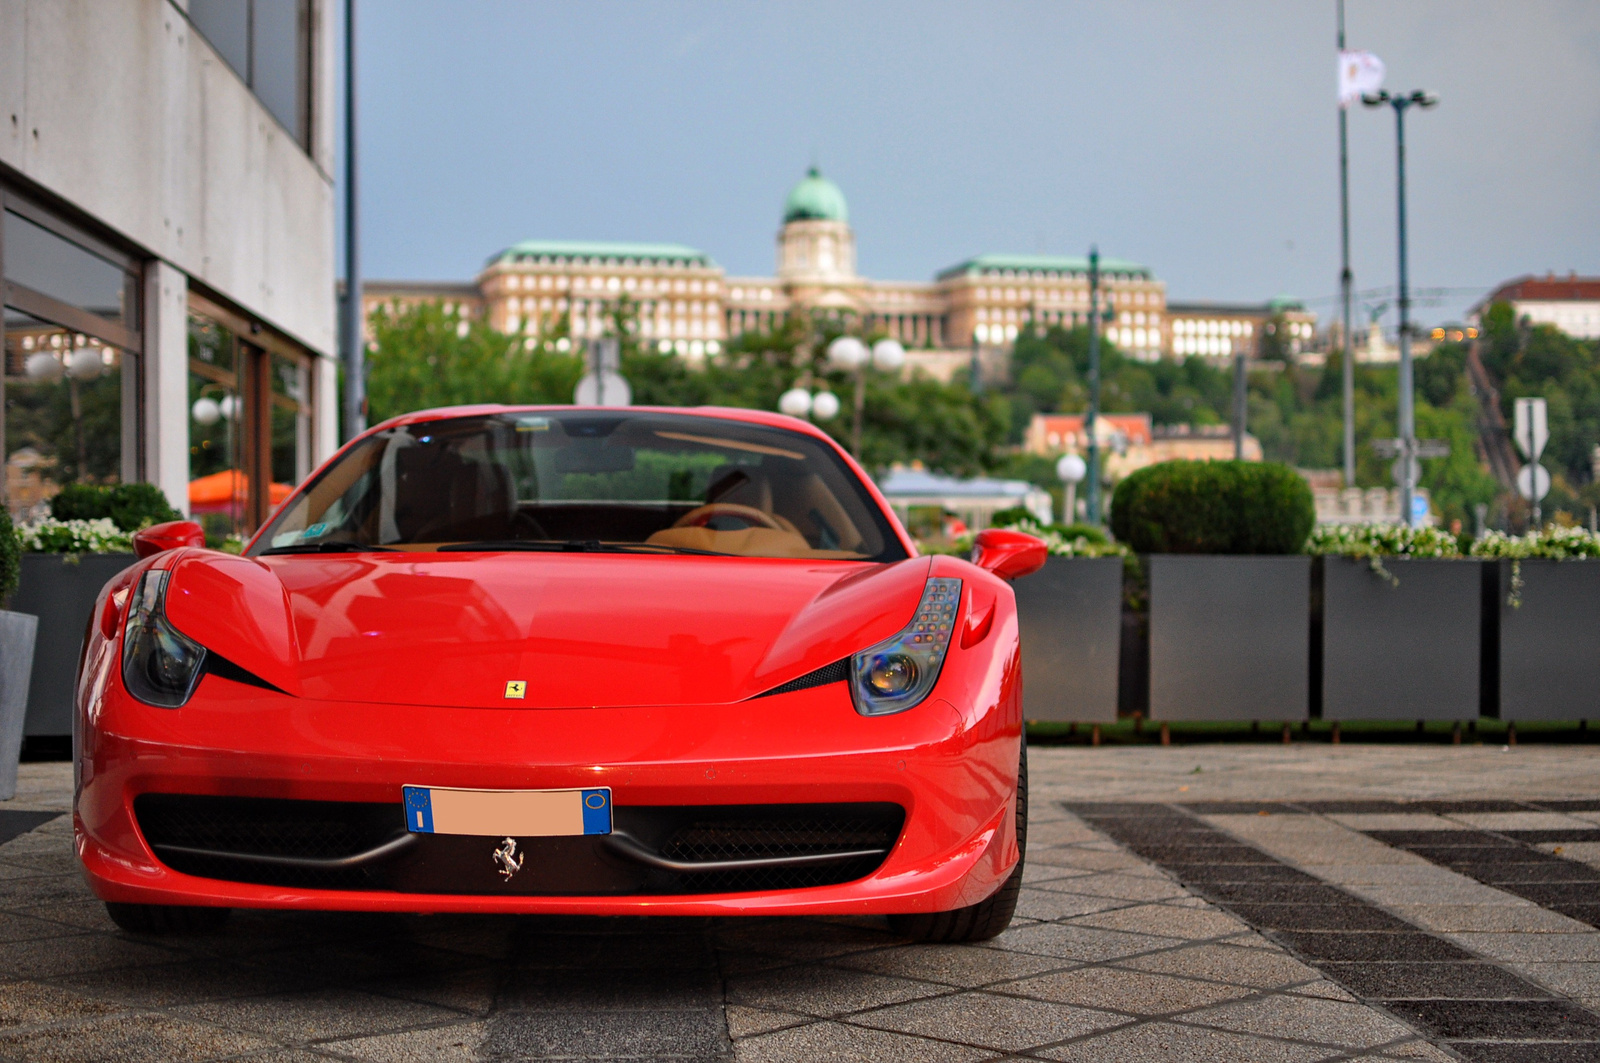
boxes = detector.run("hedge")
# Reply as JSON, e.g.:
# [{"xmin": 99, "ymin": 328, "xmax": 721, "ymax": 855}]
[
  {"xmin": 1110, "ymin": 460, "xmax": 1314, "ymax": 555},
  {"xmin": 0, "ymin": 508, "xmax": 17, "ymax": 606},
  {"xmin": 49, "ymin": 482, "xmax": 178, "ymax": 532}
]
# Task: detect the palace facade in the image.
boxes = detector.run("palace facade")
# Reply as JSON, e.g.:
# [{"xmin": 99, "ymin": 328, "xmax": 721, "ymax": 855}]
[{"xmin": 365, "ymin": 169, "xmax": 1314, "ymax": 374}]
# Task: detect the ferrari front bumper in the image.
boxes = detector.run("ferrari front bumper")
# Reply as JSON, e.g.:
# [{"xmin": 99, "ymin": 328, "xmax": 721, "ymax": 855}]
[{"xmin": 77, "ymin": 674, "xmax": 1021, "ymax": 916}]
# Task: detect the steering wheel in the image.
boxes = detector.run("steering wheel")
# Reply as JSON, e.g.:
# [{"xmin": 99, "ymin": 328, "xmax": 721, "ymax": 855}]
[{"xmin": 672, "ymin": 503, "xmax": 784, "ymax": 531}]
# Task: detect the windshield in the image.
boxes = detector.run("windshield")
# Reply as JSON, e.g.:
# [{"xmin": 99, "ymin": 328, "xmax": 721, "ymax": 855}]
[{"xmin": 249, "ymin": 410, "xmax": 908, "ymax": 562}]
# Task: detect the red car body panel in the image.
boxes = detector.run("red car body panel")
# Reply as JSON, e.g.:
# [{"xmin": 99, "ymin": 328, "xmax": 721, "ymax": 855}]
[{"xmin": 75, "ymin": 407, "xmax": 1026, "ymax": 916}]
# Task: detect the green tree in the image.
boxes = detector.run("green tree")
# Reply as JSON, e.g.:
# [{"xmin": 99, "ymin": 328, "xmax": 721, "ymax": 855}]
[{"xmin": 364, "ymin": 301, "xmax": 583, "ymax": 423}]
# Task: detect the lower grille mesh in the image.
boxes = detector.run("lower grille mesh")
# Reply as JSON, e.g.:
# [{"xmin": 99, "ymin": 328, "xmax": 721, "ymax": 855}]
[{"xmin": 133, "ymin": 794, "xmax": 903, "ymax": 896}]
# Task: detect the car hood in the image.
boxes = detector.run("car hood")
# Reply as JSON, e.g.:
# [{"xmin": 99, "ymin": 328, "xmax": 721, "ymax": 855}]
[{"xmin": 162, "ymin": 551, "xmax": 933, "ymax": 709}]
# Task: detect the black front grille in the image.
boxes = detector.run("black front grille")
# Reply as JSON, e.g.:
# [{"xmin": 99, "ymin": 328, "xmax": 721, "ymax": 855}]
[
  {"xmin": 134, "ymin": 794, "xmax": 401, "ymax": 890},
  {"xmin": 133, "ymin": 795, "xmax": 904, "ymax": 896}
]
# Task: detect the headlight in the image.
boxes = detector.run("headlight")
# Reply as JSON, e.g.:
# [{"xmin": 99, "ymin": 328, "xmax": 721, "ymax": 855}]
[
  {"xmin": 849, "ymin": 577, "xmax": 961, "ymax": 716},
  {"xmin": 122, "ymin": 571, "xmax": 207, "ymax": 708}
]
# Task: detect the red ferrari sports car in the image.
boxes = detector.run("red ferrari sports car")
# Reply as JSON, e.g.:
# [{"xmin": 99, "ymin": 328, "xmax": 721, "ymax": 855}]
[{"xmin": 74, "ymin": 406, "xmax": 1045, "ymax": 941}]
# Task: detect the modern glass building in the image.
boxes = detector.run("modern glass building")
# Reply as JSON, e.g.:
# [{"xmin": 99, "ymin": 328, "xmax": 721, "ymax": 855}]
[{"xmin": 1, "ymin": 0, "xmax": 338, "ymax": 539}]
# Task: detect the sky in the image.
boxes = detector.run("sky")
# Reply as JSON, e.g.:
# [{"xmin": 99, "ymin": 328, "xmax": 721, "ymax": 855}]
[{"xmin": 347, "ymin": 1, "xmax": 1600, "ymax": 328}]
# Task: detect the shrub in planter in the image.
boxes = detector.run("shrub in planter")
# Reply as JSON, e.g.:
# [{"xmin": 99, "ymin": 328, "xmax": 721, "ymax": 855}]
[
  {"xmin": 49, "ymin": 482, "xmax": 178, "ymax": 532},
  {"xmin": 1112, "ymin": 462, "xmax": 1314, "ymax": 723},
  {"xmin": 1472, "ymin": 526, "xmax": 1600, "ymax": 721},
  {"xmin": 13, "ymin": 506, "xmax": 139, "ymax": 738},
  {"xmin": 1308, "ymin": 523, "xmax": 1481, "ymax": 722},
  {"xmin": 1110, "ymin": 460, "xmax": 1314, "ymax": 555}
]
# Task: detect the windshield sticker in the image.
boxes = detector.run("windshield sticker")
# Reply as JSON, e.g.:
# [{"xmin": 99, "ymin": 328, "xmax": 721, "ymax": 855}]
[
  {"xmin": 270, "ymin": 530, "xmax": 304, "ymax": 548},
  {"xmin": 515, "ymin": 416, "xmax": 552, "ymax": 433},
  {"xmin": 303, "ymin": 522, "xmax": 330, "ymax": 539}
]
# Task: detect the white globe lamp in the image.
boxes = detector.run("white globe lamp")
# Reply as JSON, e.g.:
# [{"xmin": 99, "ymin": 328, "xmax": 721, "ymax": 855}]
[
  {"xmin": 810, "ymin": 391, "xmax": 841, "ymax": 420},
  {"xmin": 826, "ymin": 335, "xmax": 868, "ymax": 371},
  {"xmin": 871, "ymin": 338, "xmax": 906, "ymax": 372},
  {"xmin": 1056, "ymin": 453, "xmax": 1088, "ymax": 525},
  {"xmin": 219, "ymin": 394, "xmax": 239, "ymax": 421},
  {"xmin": 778, "ymin": 387, "xmax": 813, "ymax": 418},
  {"xmin": 66, "ymin": 346, "xmax": 103, "ymax": 380},
  {"xmin": 24, "ymin": 352, "xmax": 63, "ymax": 381},
  {"xmin": 192, "ymin": 396, "xmax": 222, "ymax": 426}
]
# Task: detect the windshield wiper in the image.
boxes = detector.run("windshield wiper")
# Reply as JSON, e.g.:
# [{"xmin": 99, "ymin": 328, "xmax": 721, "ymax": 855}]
[
  {"xmin": 260, "ymin": 541, "xmax": 398, "ymax": 555},
  {"xmin": 437, "ymin": 540, "xmax": 733, "ymax": 557}
]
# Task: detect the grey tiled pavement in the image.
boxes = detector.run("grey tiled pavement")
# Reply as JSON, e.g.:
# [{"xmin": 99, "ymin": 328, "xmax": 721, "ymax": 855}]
[{"xmin": 0, "ymin": 744, "xmax": 1597, "ymax": 1061}]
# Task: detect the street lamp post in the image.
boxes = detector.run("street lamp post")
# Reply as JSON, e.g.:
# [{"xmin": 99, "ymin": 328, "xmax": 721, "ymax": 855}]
[
  {"xmin": 1085, "ymin": 247, "xmax": 1103, "ymax": 524},
  {"xmin": 824, "ymin": 335, "xmax": 903, "ymax": 457},
  {"xmin": 1056, "ymin": 452, "xmax": 1086, "ymax": 525},
  {"xmin": 1363, "ymin": 88, "xmax": 1437, "ymax": 527}
]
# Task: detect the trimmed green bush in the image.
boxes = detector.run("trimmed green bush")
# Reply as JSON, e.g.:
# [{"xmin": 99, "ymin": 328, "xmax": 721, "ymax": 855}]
[
  {"xmin": 1110, "ymin": 460, "xmax": 1314, "ymax": 555},
  {"xmin": 49, "ymin": 482, "xmax": 178, "ymax": 532},
  {"xmin": 0, "ymin": 508, "xmax": 18, "ymax": 606}
]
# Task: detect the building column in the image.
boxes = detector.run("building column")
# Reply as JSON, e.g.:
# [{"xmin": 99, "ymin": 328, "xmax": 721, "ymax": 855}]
[
  {"xmin": 314, "ymin": 354, "xmax": 339, "ymax": 464},
  {"xmin": 141, "ymin": 260, "xmax": 189, "ymax": 516}
]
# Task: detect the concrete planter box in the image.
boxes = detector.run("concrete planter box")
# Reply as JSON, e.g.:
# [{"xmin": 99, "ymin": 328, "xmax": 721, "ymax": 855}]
[
  {"xmin": 0, "ymin": 610, "xmax": 39, "ymax": 800},
  {"xmin": 1148, "ymin": 555, "xmax": 1310, "ymax": 722},
  {"xmin": 1493, "ymin": 559, "xmax": 1600, "ymax": 722},
  {"xmin": 1012, "ymin": 556, "xmax": 1122, "ymax": 723},
  {"xmin": 1319, "ymin": 556, "xmax": 1483, "ymax": 721},
  {"xmin": 11, "ymin": 554, "xmax": 136, "ymax": 738}
]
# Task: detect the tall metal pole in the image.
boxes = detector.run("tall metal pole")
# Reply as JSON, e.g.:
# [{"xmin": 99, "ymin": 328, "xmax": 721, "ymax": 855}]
[
  {"xmin": 340, "ymin": 0, "xmax": 365, "ymax": 441},
  {"xmin": 1337, "ymin": 0, "xmax": 1355, "ymax": 486},
  {"xmin": 1232, "ymin": 343, "xmax": 1246, "ymax": 460},
  {"xmin": 1085, "ymin": 247, "xmax": 1103, "ymax": 524},
  {"xmin": 1393, "ymin": 98, "xmax": 1416, "ymax": 527}
]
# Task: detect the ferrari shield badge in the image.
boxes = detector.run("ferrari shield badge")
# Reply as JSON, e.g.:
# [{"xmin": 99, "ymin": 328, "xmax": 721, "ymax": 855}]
[
  {"xmin": 504, "ymin": 681, "xmax": 526, "ymax": 700},
  {"xmin": 493, "ymin": 837, "xmax": 524, "ymax": 880}
]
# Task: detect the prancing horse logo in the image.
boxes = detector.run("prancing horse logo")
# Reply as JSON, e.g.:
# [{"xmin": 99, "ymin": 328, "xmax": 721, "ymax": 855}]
[{"xmin": 493, "ymin": 837, "xmax": 524, "ymax": 881}]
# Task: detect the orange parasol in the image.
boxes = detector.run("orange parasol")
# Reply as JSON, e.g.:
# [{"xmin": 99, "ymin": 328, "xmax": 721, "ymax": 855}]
[{"xmin": 188, "ymin": 470, "xmax": 293, "ymax": 515}]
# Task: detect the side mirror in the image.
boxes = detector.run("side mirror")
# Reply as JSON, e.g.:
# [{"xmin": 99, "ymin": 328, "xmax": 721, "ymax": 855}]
[
  {"xmin": 132, "ymin": 520, "xmax": 206, "ymax": 559},
  {"xmin": 971, "ymin": 528, "xmax": 1048, "ymax": 582}
]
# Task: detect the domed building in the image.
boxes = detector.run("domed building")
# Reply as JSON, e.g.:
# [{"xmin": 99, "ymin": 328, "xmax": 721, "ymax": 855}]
[{"xmin": 362, "ymin": 167, "xmax": 1270, "ymax": 376}]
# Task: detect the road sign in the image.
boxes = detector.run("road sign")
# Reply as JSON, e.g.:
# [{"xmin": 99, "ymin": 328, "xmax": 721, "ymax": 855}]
[
  {"xmin": 1411, "ymin": 494, "xmax": 1430, "ymax": 522},
  {"xmin": 1514, "ymin": 397, "xmax": 1548, "ymax": 462},
  {"xmin": 1516, "ymin": 463, "xmax": 1551, "ymax": 502},
  {"xmin": 1390, "ymin": 455, "xmax": 1419, "ymax": 487},
  {"xmin": 574, "ymin": 370, "xmax": 631, "ymax": 407}
]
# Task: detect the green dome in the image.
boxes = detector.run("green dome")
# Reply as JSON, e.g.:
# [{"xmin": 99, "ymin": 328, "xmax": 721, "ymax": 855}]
[{"xmin": 783, "ymin": 167, "xmax": 849, "ymax": 224}]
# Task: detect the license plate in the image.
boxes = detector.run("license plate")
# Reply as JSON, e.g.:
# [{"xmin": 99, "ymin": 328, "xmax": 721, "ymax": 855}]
[{"xmin": 403, "ymin": 785, "xmax": 611, "ymax": 837}]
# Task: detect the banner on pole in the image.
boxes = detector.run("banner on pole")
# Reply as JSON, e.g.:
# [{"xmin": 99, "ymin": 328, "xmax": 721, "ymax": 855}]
[{"xmin": 1338, "ymin": 50, "xmax": 1385, "ymax": 107}]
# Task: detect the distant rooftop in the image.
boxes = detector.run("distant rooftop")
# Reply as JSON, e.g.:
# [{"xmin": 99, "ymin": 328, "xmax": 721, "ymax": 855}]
[
  {"xmin": 937, "ymin": 253, "xmax": 1151, "ymax": 281},
  {"xmin": 487, "ymin": 240, "xmax": 715, "ymax": 269},
  {"xmin": 1167, "ymin": 298, "xmax": 1308, "ymax": 315}
]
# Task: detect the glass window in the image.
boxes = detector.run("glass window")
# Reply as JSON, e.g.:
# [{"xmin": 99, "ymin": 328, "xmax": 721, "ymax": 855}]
[
  {"xmin": 2, "ymin": 211, "xmax": 138, "ymax": 334},
  {"xmin": 187, "ymin": 0, "xmax": 311, "ymax": 149},
  {"xmin": 252, "ymin": 411, "xmax": 907, "ymax": 562},
  {"xmin": 4, "ymin": 310, "xmax": 127, "ymax": 517}
]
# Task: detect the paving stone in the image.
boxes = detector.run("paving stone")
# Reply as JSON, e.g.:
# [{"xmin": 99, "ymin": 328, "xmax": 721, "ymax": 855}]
[
  {"xmin": 320, "ymin": 1021, "xmax": 488, "ymax": 1062},
  {"xmin": 0, "ymin": 978, "xmax": 125, "ymax": 1028},
  {"xmin": 725, "ymin": 966, "xmax": 944, "ymax": 1018},
  {"xmin": 1064, "ymin": 901, "xmax": 1246, "ymax": 940},
  {"xmin": 1114, "ymin": 942, "xmax": 1324, "ymax": 989},
  {"xmin": 987, "ymin": 921, "xmax": 1179, "ymax": 962},
  {"xmin": 171, "ymin": 988, "xmax": 461, "ymax": 1042},
  {"xmin": 53, "ymin": 955, "xmax": 334, "ymax": 1007},
  {"xmin": 1013, "ymin": 888, "xmax": 1130, "ymax": 920},
  {"xmin": 1181, "ymin": 992, "xmax": 1423, "ymax": 1048},
  {"xmin": 1224, "ymin": 903, "xmax": 1414, "ymax": 932},
  {"xmin": 482, "ymin": 1006, "xmax": 731, "ymax": 1060},
  {"xmin": 504, "ymin": 967, "xmax": 722, "ymax": 1011},
  {"xmin": 1386, "ymin": 998, "xmax": 1600, "ymax": 1040},
  {"xmin": 1319, "ymin": 962, "xmax": 1552, "ymax": 1000},
  {"xmin": 1037, "ymin": 1019, "xmax": 1333, "ymax": 1062},
  {"xmin": 1387, "ymin": 903, "xmax": 1589, "ymax": 933},
  {"xmin": 0, "ymin": 931, "xmax": 178, "ymax": 979},
  {"xmin": 1271, "ymin": 931, "xmax": 1477, "ymax": 964},
  {"xmin": 1452, "ymin": 812, "xmax": 1598, "ymax": 831},
  {"xmin": 827, "ymin": 942, "xmax": 1067, "ymax": 988},
  {"xmin": 733, "ymin": 1020, "xmax": 992, "ymax": 1062},
  {"xmin": 851, "ymin": 989, "xmax": 1127, "ymax": 1052},
  {"xmin": 1444, "ymin": 932, "xmax": 1600, "ymax": 964},
  {"xmin": 995, "ymin": 964, "xmax": 1256, "ymax": 1015},
  {"xmin": 723, "ymin": 1004, "xmax": 809, "ymax": 1039},
  {"xmin": 1328, "ymin": 814, "xmax": 1462, "ymax": 832},
  {"xmin": 0, "ymin": 1012, "xmax": 276, "ymax": 1063}
]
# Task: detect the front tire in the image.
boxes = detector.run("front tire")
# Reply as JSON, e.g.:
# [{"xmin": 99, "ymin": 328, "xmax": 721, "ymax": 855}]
[
  {"xmin": 890, "ymin": 734, "xmax": 1028, "ymax": 943},
  {"xmin": 105, "ymin": 902, "xmax": 230, "ymax": 935}
]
